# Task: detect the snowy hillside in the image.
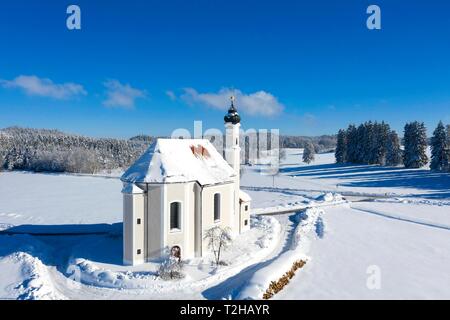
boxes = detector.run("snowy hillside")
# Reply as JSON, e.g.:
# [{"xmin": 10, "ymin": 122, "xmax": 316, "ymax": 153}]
[{"xmin": 0, "ymin": 149, "xmax": 449, "ymax": 300}]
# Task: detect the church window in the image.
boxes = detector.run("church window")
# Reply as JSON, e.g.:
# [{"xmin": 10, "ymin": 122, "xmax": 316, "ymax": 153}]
[
  {"xmin": 214, "ymin": 193, "xmax": 221, "ymax": 221},
  {"xmin": 170, "ymin": 202, "xmax": 182, "ymax": 230}
]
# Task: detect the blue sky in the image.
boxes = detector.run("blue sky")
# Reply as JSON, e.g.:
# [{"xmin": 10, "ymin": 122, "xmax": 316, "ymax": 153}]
[{"xmin": 1, "ymin": 0, "xmax": 449, "ymax": 138}]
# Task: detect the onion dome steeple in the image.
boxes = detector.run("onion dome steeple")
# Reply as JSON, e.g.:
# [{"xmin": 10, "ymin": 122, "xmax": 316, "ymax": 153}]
[{"xmin": 224, "ymin": 96, "xmax": 241, "ymax": 125}]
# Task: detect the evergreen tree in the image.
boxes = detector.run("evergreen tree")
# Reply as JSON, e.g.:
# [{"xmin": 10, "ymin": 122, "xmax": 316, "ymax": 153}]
[
  {"xmin": 339, "ymin": 122, "xmax": 391, "ymax": 165},
  {"xmin": 303, "ymin": 142, "xmax": 315, "ymax": 164},
  {"xmin": 346, "ymin": 124, "xmax": 358, "ymax": 163},
  {"xmin": 356, "ymin": 123, "xmax": 368, "ymax": 163},
  {"xmin": 403, "ymin": 121, "xmax": 429, "ymax": 168},
  {"xmin": 335, "ymin": 129, "xmax": 347, "ymax": 163},
  {"xmin": 373, "ymin": 122, "xmax": 390, "ymax": 165},
  {"xmin": 385, "ymin": 130, "xmax": 402, "ymax": 166},
  {"xmin": 430, "ymin": 121, "xmax": 449, "ymax": 171},
  {"xmin": 447, "ymin": 125, "xmax": 450, "ymax": 172},
  {"xmin": 446, "ymin": 125, "xmax": 450, "ymax": 146},
  {"xmin": 364, "ymin": 121, "xmax": 376, "ymax": 164}
]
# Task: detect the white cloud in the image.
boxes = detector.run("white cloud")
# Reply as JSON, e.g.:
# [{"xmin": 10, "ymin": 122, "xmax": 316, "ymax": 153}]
[
  {"xmin": 181, "ymin": 87, "xmax": 284, "ymax": 117},
  {"xmin": 102, "ymin": 80, "xmax": 146, "ymax": 109},
  {"xmin": 0, "ymin": 75, "xmax": 86, "ymax": 99},
  {"xmin": 165, "ymin": 90, "xmax": 177, "ymax": 101}
]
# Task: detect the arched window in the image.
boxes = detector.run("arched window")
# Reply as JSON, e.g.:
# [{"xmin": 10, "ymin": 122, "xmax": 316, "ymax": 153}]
[
  {"xmin": 170, "ymin": 202, "xmax": 181, "ymax": 231},
  {"xmin": 214, "ymin": 193, "xmax": 221, "ymax": 221}
]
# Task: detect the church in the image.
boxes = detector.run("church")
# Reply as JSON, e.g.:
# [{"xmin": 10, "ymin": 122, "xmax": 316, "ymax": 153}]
[{"xmin": 120, "ymin": 98, "xmax": 252, "ymax": 265}]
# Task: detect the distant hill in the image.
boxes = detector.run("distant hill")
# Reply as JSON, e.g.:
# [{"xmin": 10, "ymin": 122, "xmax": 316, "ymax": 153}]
[
  {"xmin": 130, "ymin": 133, "xmax": 337, "ymax": 154},
  {"xmin": 0, "ymin": 127, "xmax": 336, "ymax": 174},
  {"xmin": 0, "ymin": 127, "xmax": 152, "ymax": 174},
  {"xmin": 280, "ymin": 135, "xmax": 336, "ymax": 153}
]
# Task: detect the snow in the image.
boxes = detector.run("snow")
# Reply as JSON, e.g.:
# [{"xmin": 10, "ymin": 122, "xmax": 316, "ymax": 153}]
[
  {"xmin": 251, "ymin": 192, "xmax": 346, "ymax": 215},
  {"xmin": 273, "ymin": 204, "xmax": 450, "ymax": 300},
  {"xmin": 245, "ymin": 148, "xmax": 448, "ymax": 199},
  {"xmin": 0, "ymin": 235, "xmax": 65, "ymax": 300},
  {"xmin": 0, "ymin": 205, "xmax": 281, "ymax": 299},
  {"xmin": 1, "ymin": 147, "xmax": 449, "ymax": 300},
  {"xmin": 121, "ymin": 183, "xmax": 144, "ymax": 194},
  {"xmin": 0, "ymin": 256, "xmax": 23, "ymax": 299},
  {"xmin": 121, "ymin": 139, "xmax": 235, "ymax": 185},
  {"xmin": 0, "ymin": 172, "xmax": 122, "ymax": 226},
  {"xmin": 239, "ymin": 190, "xmax": 252, "ymax": 202},
  {"xmin": 238, "ymin": 207, "xmax": 324, "ymax": 300},
  {"xmin": 350, "ymin": 202, "xmax": 450, "ymax": 231}
]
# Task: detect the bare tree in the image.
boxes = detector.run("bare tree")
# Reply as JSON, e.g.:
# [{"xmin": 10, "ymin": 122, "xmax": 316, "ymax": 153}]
[{"xmin": 203, "ymin": 226, "xmax": 232, "ymax": 266}]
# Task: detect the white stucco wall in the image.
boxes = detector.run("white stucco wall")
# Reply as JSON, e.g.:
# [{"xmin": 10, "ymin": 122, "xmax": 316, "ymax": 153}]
[
  {"xmin": 124, "ymin": 178, "xmax": 245, "ymax": 264},
  {"xmin": 240, "ymin": 200, "xmax": 251, "ymax": 233},
  {"xmin": 164, "ymin": 182, "xmax": 195, "ymax": 259},
  {"xmin": 123, "ymin": 192, "xmax": 145, "ymax": 266},
  {"xmin": 200, "ymin": 182, "xmax": 235, "ymax": 255},
  {"xmin": 146, "ymin": 185, "xmax": 163, "ymax": 259}
]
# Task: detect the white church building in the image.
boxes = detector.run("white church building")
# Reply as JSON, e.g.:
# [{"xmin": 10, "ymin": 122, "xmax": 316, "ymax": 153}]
[{"xmin": 120, "ymin": 98, "xmax": 251, "ymax": 265}]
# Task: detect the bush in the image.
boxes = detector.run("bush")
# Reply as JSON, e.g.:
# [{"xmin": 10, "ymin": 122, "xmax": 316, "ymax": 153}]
[
  {"xmin": 204, "ymin": 226, "xmax": 232, "ymax": 266},
  {"xmin": 158, "ymin": 256, "xmax": 185, "ymax": 280},
  {"xmin": 262, "ymin": 260, "xmax": 306, "ymax": 300}
]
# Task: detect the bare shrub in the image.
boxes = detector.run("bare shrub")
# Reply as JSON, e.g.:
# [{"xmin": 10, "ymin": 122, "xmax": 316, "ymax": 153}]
[{"xmin": 203, "ymin": 226, "xmax": 232, "ymax": 266}]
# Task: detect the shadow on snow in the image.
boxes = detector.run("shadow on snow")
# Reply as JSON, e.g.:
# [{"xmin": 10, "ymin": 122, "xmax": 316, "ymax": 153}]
[
  {"xmin": 202, "ymin": 213, "xmax": 301, "ymax": 300},
  {"xmin": 0, "ymin": 223, "xmax": 124, "ymax": 271},
  {"xmin": 280, "ymin": 163, "xmax": 450, "ymax": 199}
]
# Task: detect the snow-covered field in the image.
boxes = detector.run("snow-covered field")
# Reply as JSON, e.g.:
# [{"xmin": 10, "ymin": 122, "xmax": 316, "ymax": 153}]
[{"xmin": 0, "ymin": 148, "xmax": 449, "ymax": 300}]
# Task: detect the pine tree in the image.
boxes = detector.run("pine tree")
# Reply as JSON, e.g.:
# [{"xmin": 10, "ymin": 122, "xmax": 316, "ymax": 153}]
[
  {"xmin": 365, "ymin": 121, "xmax": 376, "ymax": 164},
  {"xmin": 385, "ymin": 130, "xmax": 402, "ymax": 166},
  {"xmin": 430, "ymin": 121, "xmax": 449, "ymax": 171},
  {"xmin": 447, "ymin": 125, "xmax": 450, "ymax": 172},
  {"xmin": 356, "ymin": 123, "xmax": 368, "ymax": 163},
  {"xmin": 335, "ymin": 129, "xmax": 347, "ymax": 163},
  {"xmin": 374, "ymin": 122, "xmax": 390, "ymax": 165},
  {"xmin": 403, "ymin": 121, "xmax": 429, "ymax": 168},
  {"xmin": 345, "ymin": 124, "xmax": 357, "ymax": 163},
  {"xmin": 446, "ymin": 125, "xmax": 450, "ymax": 145},
  {"xmin": 303, "ymin": 142, "xmax": 315, "ymax": 164}
]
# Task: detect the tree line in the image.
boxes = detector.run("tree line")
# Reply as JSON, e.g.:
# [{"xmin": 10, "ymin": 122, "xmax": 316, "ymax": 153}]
[
  {"xmin": 281, "ymin": 135, "xmax": 336, "ymax": 153},
  {"xmin": 335, "ymin": 121, "xmax": 450, "ymax": 171},
  {"xmin": 0, "ymin": 127, "xmax": 152, "ymax": 174}
]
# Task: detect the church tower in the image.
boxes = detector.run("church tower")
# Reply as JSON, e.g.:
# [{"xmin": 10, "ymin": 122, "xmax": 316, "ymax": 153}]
[
  {"xmin": 224, "ymin": 96, "xmax": 242, "ymax": 234},
  {"xmin": 224, "ymin": 96, "xmax": 241, "ymax": 174}
]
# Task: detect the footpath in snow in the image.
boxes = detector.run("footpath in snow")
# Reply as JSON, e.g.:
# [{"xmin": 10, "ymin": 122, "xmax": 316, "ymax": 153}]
[{"xmin": 237, "ymin": 207, "xmax": 325, "ymax": 300}]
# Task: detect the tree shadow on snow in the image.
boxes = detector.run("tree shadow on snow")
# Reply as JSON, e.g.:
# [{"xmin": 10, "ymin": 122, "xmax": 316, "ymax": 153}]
[
  {"xmin": 0, "ymin": 223, "xmax": 124, "ymax": 271},
  {"xmin": 2, "ymin": 223, "xmax": 121, "ymax": 236},
  {"xmin": 280, "ymin": 163, "xmax": 450, "ymax": 199}
]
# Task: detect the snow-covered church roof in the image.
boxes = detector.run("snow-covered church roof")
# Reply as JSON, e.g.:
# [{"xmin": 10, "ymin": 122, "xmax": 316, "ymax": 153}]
[
  {"xmin": 239, "ymin": 190, "xmax": 252, "ymax": 202},
  {"xmin": 121, "ymin": 139, "xmax": 236, "ymax": 185}
]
